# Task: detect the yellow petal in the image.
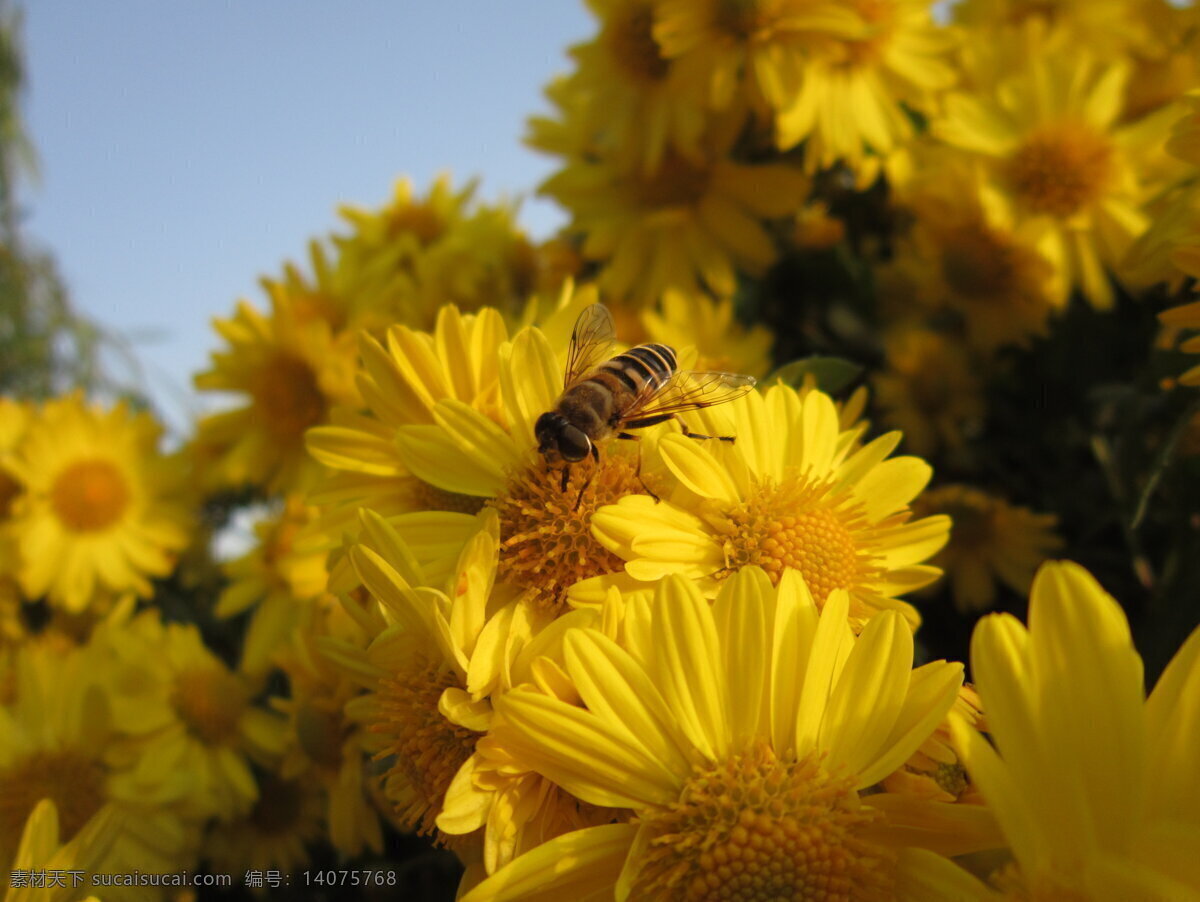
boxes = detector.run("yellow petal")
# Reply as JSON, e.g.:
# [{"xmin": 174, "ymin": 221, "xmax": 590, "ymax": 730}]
[{"xmin": 657, "ymin": 433, "xmax": 740, "ymax": 504}]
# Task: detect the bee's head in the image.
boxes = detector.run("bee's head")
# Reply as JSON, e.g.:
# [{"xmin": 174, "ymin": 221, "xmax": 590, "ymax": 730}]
[{"xmin": 535, "ymin": 412, "xmax": 592, "ymax": 463}]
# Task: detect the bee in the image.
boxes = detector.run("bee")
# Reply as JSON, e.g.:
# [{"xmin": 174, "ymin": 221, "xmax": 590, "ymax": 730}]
[{"xmin": 535, "ymin": 303, "xmax": 756, "ymax": 500}]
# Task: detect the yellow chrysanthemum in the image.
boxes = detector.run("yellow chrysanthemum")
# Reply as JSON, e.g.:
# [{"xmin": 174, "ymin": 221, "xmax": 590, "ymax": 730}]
[
  {"xmin": 653, "ymin": 0, "xmax": 863, "ymax": 113},
  {"xmin": 872, "ymin": 326, "xmax": 985, "ymax": 460},
  {"xmin": 194, "ymin": 280, "xmax": 359, "ymax": 494},
  {"xmin": 203, "ymin": 774, "xmax": 324, "ymax": 876},
  {"xmin": 0, "ymin": 639, "xmax": 192, "ymax": 883},
  {"xmin": 541, "ymin": 144, "xmax": 809, "ymax": 303},
  {"xmin": 914, "ymin": 485, "xmax": 1062, "ymax": 613},
  {"xmin": 6, "ymin": 394, "xmax": 190, "ymax": 612},
  {"xmin": 888, "ymin": 150, "xmax": 1056, "ymax": 351},
  {"xmin": 933, "ymin": 51, "xmax": 1159, "ymax": 309},
  {"xmin": 5, "ymin": 800, "xmax": 115, "ymax": 902},
  {"xmin": 775, "ymin": 0, "xmax": 958, "ymax": 177},
  {"xmin": 335, "ymin": 174, "xmax": 536, "ymax": 332},
  {"xmin": 215, "ymin": 494, "xmax": 329, "ymax": 676},
  {"xmin": 882, "ymin": 684, "xmax": 987, "ymax": 805},
  {"xmin": 461, "ymin": 569, "xmax": 997, "ymax": 901},
  {"xmin": 898, "ymin": 561, "xmax": 1200, "ymax": 900},
  {"xmin": 271, "ymin": 602, "xmax": 383, "ymax": 858},
  {"xmin": 587, "ymin": 383, "xmax": 950, "ymax": 630},
  {"xmin": 99, "ymin": 610, "xmax": 288, "ymax": 821}
]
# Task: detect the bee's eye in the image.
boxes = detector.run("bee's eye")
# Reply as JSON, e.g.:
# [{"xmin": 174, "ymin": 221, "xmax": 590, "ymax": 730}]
[{"xmin": 558, "ymin": 426, "xmax": 591, "ymax": 462}]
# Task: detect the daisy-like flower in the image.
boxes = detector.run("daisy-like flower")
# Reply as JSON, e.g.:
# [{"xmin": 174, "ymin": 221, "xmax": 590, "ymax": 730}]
[
  {"xmin": 774, "ymin": 0, "xmax": 959, "ymax": 178},
  {"xmin": 194, "ymin": 277, "xmax": 360, "ymax": 494},
  {"xmin": 6, "ymin": 393, "xmax": 190, "ymax": 612},
  {"xmin": 461, "ymin": 569, "xmax": 996, "ymax": 901},
  {"xmin": 5, "ymin": 800, "xmax": 116, "ymax": 902},
  {"xmin": 541, "ymin": 142, "xmax": 809, "ymax": 303},
  {"xmin": 203, "ymin": 773, "xmax": 325, "ymax": 876},
  {"xmin": 889, "ymin": 150, "xmax": 1056, "ymax": 351},
  {"xmin": 588, "ymin": 382, "xmax": 950, "ymax": 629},
  {"xmin": 872, "ymin": 326, "xmax": 985, "ymax": 460},
  {"xmin": 932, "ymin": 51, "xmax": 1159, "ymax": 309},
  {"xmin": 898, "ymin": 561, "xmax": 1200, "ymax": 899},
  {"xmin": 100, "ymin": 610, "xmax": 288, "ymax": 821},
  {"xmin": 913, "ymin": 484, "xmax": 1062, "ymax": 613},
  {"xmin": 0, "ymin": 638, "xmax": 193, "ymax": 883},
  {"xmin": 653, "ymin": 0, "xmax": 863, "ymax": 113},
  {"xmin": 215, "ymin": 494, "xmax": 329, "ymax": 677}
]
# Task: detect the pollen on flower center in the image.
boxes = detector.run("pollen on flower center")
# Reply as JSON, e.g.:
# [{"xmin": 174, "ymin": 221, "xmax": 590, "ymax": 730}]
[
  {"xmin": 632, "ymin": 743, "xmax": 886, "ymax": 901},
  {"xmin": 608, "ymin": 2, "xmax": 670, "ymax": 82},
  {"xmin": 1007, "ymin": 123, "xmax": 1114, "ymax": 218},
  {"xmin": 716, "ymin": 473, "xmax": 879, "ymax": 603},
  {"xmin": 173, "ymin": 666, "xmax": 247, "ymax": 745},
  {"xmin": 488, "ymin": 454, "xmax": 643, "ymax": 618},
  {"xmin": 50, "ymin": 459, "xmax": 131, "ymax": 532},
  {"xmin": 252, "ymin": 353, "xmax": 326, "ymax": 441},
  {"xmin": 374, "ymin": 656, "xmax": 477, "ymax": 839},
  {"xmin": 0, "ymin": 751, "xmax": 106, "ymax": 851}
]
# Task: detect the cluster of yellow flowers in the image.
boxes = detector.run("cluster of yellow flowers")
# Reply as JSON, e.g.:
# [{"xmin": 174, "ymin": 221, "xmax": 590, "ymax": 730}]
[{"xmin": 3, "ymin": 0, "xmax": 1200, "ymax": 899}]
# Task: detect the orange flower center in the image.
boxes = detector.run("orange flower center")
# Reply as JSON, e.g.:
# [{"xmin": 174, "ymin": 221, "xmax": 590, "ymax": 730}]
[
  {"xmin": 0, "ymin": 751, "xmax": 106, "ymax": 851},
  {"xmin": 50, "ymin": 459, "xmax": 130, "ymax": 532},
  {"xmin": 608, "ymin": 2, "xmax": 670, "ymax": 83},
  {"xmin": 716, "ymin": 474, "xmax": 880, "ymax": 604},
  {"xmin": 488, "ymin": 454, "xmax": 644, "ymax": 618},
  {"xmin": 172, "ymin": 666, "xmax": 247, "ymax": 745},
  {"xmin": 632, "ymin": 743, "xmax": 887, "ymax": 901},
  {"xmin": 252, "ymin": 353, "xmax": 327, "ymax": 441},
  {"xmin": 1007, "ymin": 123, "xmax": 1114, "ymax": 218},
  {"xmin": 374, "ymin": 656, "xmax": 477, "ymax": 839}
]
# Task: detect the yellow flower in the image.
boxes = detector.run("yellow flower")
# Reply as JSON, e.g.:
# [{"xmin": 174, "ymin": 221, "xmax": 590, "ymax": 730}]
[
  {"xmin": 641, "ymin": 289, "xmax": 775, "ymax": 378},
  {"xmin": 933, "ymin": 51, "xmax": 1158, "ymax": 309},
  {"xmin": 215, "ymin": 494, "xmax": 329, "ymax": 677},
  {"xmin": 588, "ymin": 383, "xmax": 950, "ymax": 630},
  {"xmin": 271, "ymin": 602, "xmax": 384, "ymax": 858},
  {"xmin": 914, "ymin": 485, "xmax": 1062, "ymax": 613},
  {"xmin": 203, "ymin": 774, "xmax": 325, "ymax": 876},
  {"xmin": 101, "ymin": 610, "xmax": 288, "ymax": 821},
  {"xmin": 653, "ymin": 0, "xmax": 863, "ymax": 112},
  {"xmin": 540, "ymin": 144, "xmax": 809, "ymax": 303},
  {"xmin": 5, "ymin": 800, "xmax": 116, "ymax": 902},
  {"xmin": 6, "ymin": 394, "xmax": 190, "ymax": 612},
  {"xmin": 194, "ymin": 283, "xmax": 359, "ymax": 493},
  {"xmin": 0, "ymin": 639, "xmax": 193, "ymax": 882},
  {"xmin": 775, "ymin": 0, "xmax": 959, "ymax": 177},
  {"xmin": 461, "ymin": 570, "xmax": 995, "ymax": 901},
  {"xmin": 889, "ymin": 150, "xmax": 1056, "ymax": 351},
  {"xmin": 898, "ymin": 561, "xmax": 1200, "ymax": 899},
  {"xmin": 872, "ymin": 326, "xmax": 985, "ymax": 459}
]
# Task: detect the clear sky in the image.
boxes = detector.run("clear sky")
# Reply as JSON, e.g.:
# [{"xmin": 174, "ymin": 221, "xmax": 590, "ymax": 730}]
[{"xmin": 19, "ymin": 1, "xmax": 593, "ymax": 431}]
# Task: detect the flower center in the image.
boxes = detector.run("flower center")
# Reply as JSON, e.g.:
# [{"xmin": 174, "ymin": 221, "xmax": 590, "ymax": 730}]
[
  {"xmin": 1007, "ymin": 123, "xmax": 1114, "ymax": 218},
  {"xmin": 252, "ymin": 353, "xmax": 327, "ymax": 441},
  {"xmin": 607, "ymin": 2, "xmax": 670, "ymax": 82},
  {"xmin": 632, "ymin": 743, "xmax": 887, "ymax": 901},
  {"xmin": 373, "ymin": 656, "xmax": 477, "ymax": 838},
  {"xmin": 172, "ymin": 666, "xmax": 247, "ymax": 745},
  {"xmin": 294, "ymin": 702, "xmax": 345, "ymax": 770},
  {"xmin": 248, "ymin": 776, "xmax": 305, "ymax": 835},
  {"xmin": 0, "ymin": 751, "xmax": 107, "ymax": 851},
  {"xmin": 50, "ymin": 459, "xmax": 131, "ymax": 532},
  {"xmin": 639, "ymin": 155, "xmax": 712, "ymax": 208},
  {"xmin": 715, "ymin": 473, "xmax": 879, "ymax": 604},
  {"xmin": 488, "ymin": 454, "xmax": 643, "ymax": 618}
]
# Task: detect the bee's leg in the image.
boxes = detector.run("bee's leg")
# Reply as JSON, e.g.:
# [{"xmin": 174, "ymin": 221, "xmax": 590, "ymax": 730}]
[
  {"xmin": 572, "ymin": 445, "xmax": 601, "ymax": 511},
  {"xmin": 560, "ymin": 465, "xmax": 571, "ymax": 493},
  {"xmin": 616, "ymin": 431, "xmax": 660, "ymax": 502},
  {"xmin": 676, "ymin": 416, "xmax": 736, "ymax": 444}
]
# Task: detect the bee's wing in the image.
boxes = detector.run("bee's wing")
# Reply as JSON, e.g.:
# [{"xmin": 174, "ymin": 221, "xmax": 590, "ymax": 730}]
[
  {"xmin": 564, "ymin": 303, "xmax": 617, "ymax": 387},
  {"xmin": 627, "ymin": 370, "xmax": 757, "ymax": 420}
]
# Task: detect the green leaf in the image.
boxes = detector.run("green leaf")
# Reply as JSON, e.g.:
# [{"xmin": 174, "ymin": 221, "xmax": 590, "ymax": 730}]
[{"xmin": 768, "ymin": 356, "xmax": 864, "ymax": 394}]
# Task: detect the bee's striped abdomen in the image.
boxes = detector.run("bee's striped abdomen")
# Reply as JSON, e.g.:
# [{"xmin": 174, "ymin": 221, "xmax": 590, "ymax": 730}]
[{"xmin": 598, "ymin": 343, "xmax": 677, "ymax": 394}]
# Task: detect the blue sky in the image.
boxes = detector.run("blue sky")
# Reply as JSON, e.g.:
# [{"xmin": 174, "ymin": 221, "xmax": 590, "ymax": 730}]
[{"xmin": 20, "ymin": 2, "xmax": 593, "ymax": 430}]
